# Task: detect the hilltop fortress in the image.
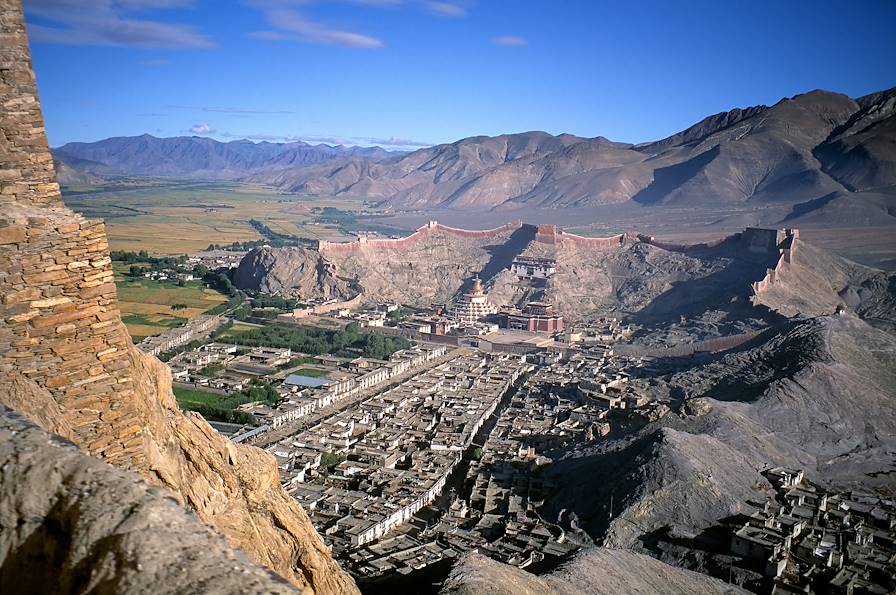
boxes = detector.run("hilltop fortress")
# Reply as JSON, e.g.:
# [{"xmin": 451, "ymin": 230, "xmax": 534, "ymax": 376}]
[{"xmin": 236, "ymin": 218, "xmax": 801, "ymax": 326}]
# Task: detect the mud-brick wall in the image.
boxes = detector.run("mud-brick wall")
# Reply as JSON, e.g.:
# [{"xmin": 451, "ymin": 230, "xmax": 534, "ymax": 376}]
[
  {"xmin": 0, "ymin": 1, "xmax": 62, "ymax": 207},
  {"xmin": 0, "ymin": 209, "xmax": 147, "ymax": 469}
]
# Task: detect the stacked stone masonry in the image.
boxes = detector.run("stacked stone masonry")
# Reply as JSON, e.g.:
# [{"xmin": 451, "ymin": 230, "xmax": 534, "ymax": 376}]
[
  {"xmin": 0, "ymin": 3, "xmax": 62, "ymax": 207},
  {"xmin": 0, "ymin": 208, "xmax": 147, "ymax": 469},
  {"xmin": 0, "ymin": 1, "xmax": 360, "ymax": 592}
]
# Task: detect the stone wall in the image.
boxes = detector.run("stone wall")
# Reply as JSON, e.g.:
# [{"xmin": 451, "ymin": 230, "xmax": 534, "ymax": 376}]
[
  {"xmin": 0, "ymin": 1, "xmax": 359, "ymax": 592},
  {"xmin": 0, "ymin": 207, "xmax": 146, "ymax": 469},
  {"xmin": 634, "ymin": 233, "xmax": 734, "ymax": 253},
  {"xmin": 0, "ymin": 2, "xmax": 61, "ymax": 207},
  {"xmin": 319, "ymin": 219, "xmax": 521, "ymax": 254},
  {"xmin": 750, "ymin": 229, "xmax": 799, "ymax": 298}
]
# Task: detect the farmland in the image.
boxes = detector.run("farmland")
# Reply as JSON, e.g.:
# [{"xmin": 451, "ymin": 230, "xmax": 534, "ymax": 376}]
[
  {"xmin": 115, "ymin": 276, "xmax": 228, "ymax": 340},
  {"xmin": 61, "ymin": 180, "xmax": 402, "ymax": 254}
]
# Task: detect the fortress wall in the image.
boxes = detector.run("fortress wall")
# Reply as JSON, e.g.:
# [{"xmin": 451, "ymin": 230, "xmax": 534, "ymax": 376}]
[
  {"xmin": 319, "ymin": 220, "xmax": 520, "ymax": 255},
  {"xmin": 559, "ymin": 231, "xmax": 625, "ymax": 248},
  {"xmin": 750, "ymin": 230, "xmax": 798, "ymax": 297},
  {"xmin": 310, "ymin": 293, "xmax": 364, "ymax": 315},
  {"xmin": 0, "ymin": 3, "xmax": 359, "ymax": 591},
  {"xmin": 635, "ymin": 233, "xmax": 736, "ymax": 253},
  {"xmin": 533, "ymin": 224, "xmax": 624, "ymax": 248},
  {"xmin": 0, "ymin": 210, "xmax": 147, "ymax": 468},
  {"xmin": 615, "ymin": 330, "xmax": 763, "ymax": 358},
  {"xmin": 0, "ymin": 3, "xmax": 61, "ymax": 207}
]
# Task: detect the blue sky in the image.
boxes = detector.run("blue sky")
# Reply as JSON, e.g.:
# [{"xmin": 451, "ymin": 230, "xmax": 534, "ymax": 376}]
[{"xmin": 23, "ymin": 0, "xmax": 896, "ymax": 149}]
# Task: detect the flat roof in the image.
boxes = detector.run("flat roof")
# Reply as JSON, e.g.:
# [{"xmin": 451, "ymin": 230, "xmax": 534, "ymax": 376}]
[{"xmin": 284, "ymin": 374, "xmax": 333, "ymax": 388}]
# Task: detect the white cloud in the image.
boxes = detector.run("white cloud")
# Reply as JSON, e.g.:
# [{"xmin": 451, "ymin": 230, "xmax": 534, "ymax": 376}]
[
  {"xmin": 356, "ymin": 136, "xmax": 431, "ymax": 147},
  {"xmin": 248, "ymin": 3, "xmax": 384, "ymax": 48},
  {"xmin": 492, "ymin": 35, "xmax": 526, "ymax": 46},
  {"xmin": 23, "ymin": 0, "xmax": 214, "ymax": 48},
  {"xmin": 189, "ymin": 123, "xmax": 215, "ymax": 134},
  {"xmin": 425, "ymin": 1, "xmax": 466, "ymax": 16}
]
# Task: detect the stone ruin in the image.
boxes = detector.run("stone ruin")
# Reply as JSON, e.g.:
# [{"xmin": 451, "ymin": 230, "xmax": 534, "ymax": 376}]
[{"xmin": 0, "ymin": 2, "xmax": 358, "ymax": 592}]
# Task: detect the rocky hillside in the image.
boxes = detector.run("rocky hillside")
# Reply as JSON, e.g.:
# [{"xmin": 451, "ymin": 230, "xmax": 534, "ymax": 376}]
[
  {"xmin": 234, "ymin": 222, "xmax": 529, "ymax": 306},
  {"xmin": 0, "ymin": 3, "xmax": 357, "ymax": 592},
  {"xmin": 53, "ymin": 134, "xmax": 396, "ymax": 179},
  {"xmin": 241, "ymin": 88, "xmax": 896, "ymax": 222},
  {"xmin": 0, "ymin": 408, "xmax": 300, "ymax": 594},
  {"xmin": 440, "ymin": 550, "xmax": 749, "ymax": 595},
  {"xmin": 543, "ymin": 314, "xmax": 896, "ymax": 561},
  {"xmin": 753, "ymin": 238, "xmax": 896, "ymax": 324},
  {"xmin": 234, "ymin": 245, "xmax": 357, "ymax": 300}
]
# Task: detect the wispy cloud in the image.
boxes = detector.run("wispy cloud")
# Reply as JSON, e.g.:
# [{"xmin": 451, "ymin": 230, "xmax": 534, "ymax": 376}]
[
  {"xmin": 355, "ymin": 136, "xmax": 431, "ymax": 147},
  {"xmin": 425, "ymin": 1, "xmax": 466, "ymax": 16},
  {"xmin": 248, "ymin": 1, "xmax": 384, "ymax": 48},
  {"xmin": 23, "ymin": 0, "xmax": 214, "ymax": 48},
  {"xmin": 219, "ymin": 131, "xmax": 349, "ymax": 144},
  {"xmin": 169, "ymin": 104, "xmax": 295, "ymax": 115},
  {"xmin": 348, "ymin": 0, "xmax": 404, "ymax": 6},
  {"xmin": 140, "ymin": 58, "xmax": 170, "ymax": 65},
  {"xmin": 189, "ymin": 123, "xmax": 215, "ymax": 134},
  {"xmin": 492, "ymin": 35, "xmax": 526, "ymax": 46},
  {"xmin": 218, "ymin": 130, "xmax": 430, "ymax": 148}
]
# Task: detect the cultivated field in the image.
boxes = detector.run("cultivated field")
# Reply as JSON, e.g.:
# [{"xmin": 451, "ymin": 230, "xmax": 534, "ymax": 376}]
[
  {"xmin": 116, "ymin": 277, "xmax": 227, "ymax": 341},
  {"xmin": 61, "ymin": 180, "xmax": 393, "ymax": 254},
  {"xmin": 172, "ymin": 386, "xmax": 226, "ymax": 408}
]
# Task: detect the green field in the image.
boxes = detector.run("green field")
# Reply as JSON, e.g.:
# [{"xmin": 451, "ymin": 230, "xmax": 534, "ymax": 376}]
[
  {"xmin": 291, "ymin": 367, "xmax": 330, "ymax": 377},
  {"xmin": 213, "ymin": 321, "xmax": 263, "ymax": 341},
  {"xmin": 173, "ymin": 386, "xmax": 226, "ymax": 407},
  {"xmin": 116, "ymin": 277, "xmax": 227, "ymax": 338},
  {"xmin": 61, "ymin": 180, "xmax": 396, "ymax": 254}
]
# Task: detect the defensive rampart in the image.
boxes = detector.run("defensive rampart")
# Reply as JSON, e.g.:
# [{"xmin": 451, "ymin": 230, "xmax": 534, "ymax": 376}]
[
  {"xmin": 750, "ymin": 229, "xmax": 799, "ymax": 297},
  {"xmin": 533, "ymin": 224, "xmax": 625, "ymax": 248},
  {"xmin": 319, "ymin": 219, "xmax": 522, "ymax": 255}
]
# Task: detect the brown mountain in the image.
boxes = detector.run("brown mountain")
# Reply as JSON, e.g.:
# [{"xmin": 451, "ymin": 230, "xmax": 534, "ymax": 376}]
[{"xmin": 246, "ymin": 88, "xmax": 896, "ymax": 222}]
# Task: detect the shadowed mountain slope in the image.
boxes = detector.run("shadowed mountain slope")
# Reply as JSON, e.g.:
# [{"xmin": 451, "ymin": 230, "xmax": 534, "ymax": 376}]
[
  {"xmin": 440, "ymin": 550, "xmax": 749, "ymax": 595},
  {"xmin": 543, "ymin": 314, "xmax": 896, "ymax": 555}
]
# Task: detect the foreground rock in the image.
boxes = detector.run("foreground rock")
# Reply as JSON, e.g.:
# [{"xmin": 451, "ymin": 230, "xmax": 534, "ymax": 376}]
[
  {"xmin": 440, "ymin": 550, "xmax": 749, "ymax": 595},
  {"xmin": 0, "ymin": 409, "xmax": 300, "ymax": 594}
]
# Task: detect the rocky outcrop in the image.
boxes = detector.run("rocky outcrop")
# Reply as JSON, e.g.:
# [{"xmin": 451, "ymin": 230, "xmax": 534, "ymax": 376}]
[
  {"xmin": 0, "ymin": 2, "xmax": 357, "ymax": 592},
  {"xmin": 234, "ymin": 223, "xmax": 524, "ymax": 306},
  {"xmin": 233, "ymin": 245, "xmax": 355, "ymax": 300},
  {"xmin": 440, "ymin": 550, "xmax": 750, "ymax": 595},
  {"xmin": 0, "ymin": 408, "xmax": 300, "ymax": 594}
]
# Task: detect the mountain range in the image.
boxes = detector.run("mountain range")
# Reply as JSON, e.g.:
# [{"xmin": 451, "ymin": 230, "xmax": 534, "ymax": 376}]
[
  {"xmin": 54, "ymin": 87, "xmax": 896, "ymax": 222},
  {"xmin": 53, "ymin": 135, "xmax": 396, "ymax": 180}
]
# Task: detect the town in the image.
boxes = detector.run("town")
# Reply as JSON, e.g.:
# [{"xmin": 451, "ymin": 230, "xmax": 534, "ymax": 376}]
[
  {"xmin": 123, "ymin": 243, "xmax": 661, "ymax": 583},
  {"xmin": 120, "ymin": 228, "xmax": 895, "ymax": 593}
]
